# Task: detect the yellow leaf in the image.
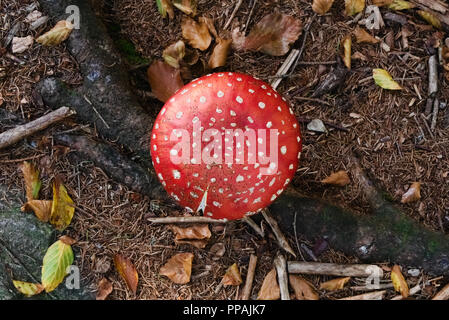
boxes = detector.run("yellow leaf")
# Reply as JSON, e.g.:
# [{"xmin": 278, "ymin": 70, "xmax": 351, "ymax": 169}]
[
  {"xmin": 114, "ymin": 254, "xmax": 139, "ymax": 294},
  {"xmin": 353, "ymin": 27, "xmax": 379, "ymax": 44},
  {"xmin": 289, "ymin": 275, "xmax": 319, "ymax": 300},
  {"xmin": 222, "ymin": 263, "xmax": 243, "ymax": 286},
  {"xmin": 391, "ymin": 265, "xmax": 409, "ymax": 298},
  {"xmin": 50, "ymin": 178, "xmax": 75, "ymax": 231},
  {"xmin": 147, "ymin": 60, "xmax": 184, "ymax": 103},
  {"xmin": 163, "ymin": 41, "xmax": 186, "ymax": 69},
  {"xmin": 156, "ymin": 0, "xmax": 174, "ymax": 19},
  {"xmin": 312, "ymin": 0, "xmax": 335, "ymax": 15},
  {"xmin": 345, "ymin": 0, "xmax": 365, "ymax": 16},
  {"xmin": 321, "ymin": 170, "xmax": 351, "ymax": 186},
  {"xmin": 160, "ymin": 252, "xmax": 193, "ymax": 284},
  {"xmin": 41, "ymin": 239, "xmax": 74, "ymax": 292},
  {"xmin": 21, "ymin": 200, "xmax": 52, "ymax": 222},
  {"xmin": 372, "ymin": 0, "xmax": 393, "ymax": 6},
  {"xmin": 36, "ymin": 20, "xmax": 73, "ymax": 46},
  {"xmin": 173, "ymin": 0, "xmax": 197, "ymax": 16},
  {"xmin": 208, "ymin": 38, "xmax": 232, "ymax": 69},
  {"xmin": 320, "ymin": 277, "xmax": 351, "ymax": 291},
  {"xmin": 341, "ymin": 35, "xmax": 352, "ymax": 70},
  {"xmin": 417, "ymin": 10, "xmax": 442, "ymax": 30},
  {"xmin": 388, "ymin": 0, "xmax": 415, "ymax": 10},
  {"xmin": 96, "ymin": 278, "xmax": 113, "ymax": 300},
  {"xmin": 181, "ymin": 17, "xmax": 212, "ymax": 51},
  {"xmin": 257, "ymin": 268, "xmax": 280, "ymax": 300},
  {"xmin": 12, "ymin": 280, "xmax": 44, "ymax": 297},
  {"xmin": 20, "ymin": 161, "xmax": 41, "ymax": 202},
  {"xmin": 373, "ymin": 68, "xmax": 402, "ymax": 90},
  {"xmin": 401, "ymin": 182, "xmax": 421, "ymax": 203}
]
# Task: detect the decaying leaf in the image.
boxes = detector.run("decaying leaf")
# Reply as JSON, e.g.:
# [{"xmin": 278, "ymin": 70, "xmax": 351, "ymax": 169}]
[
  {"xmin": 170, "ymin": 224, "xmax": 211, "ymax": 240},
  {"xmin": 208, "ymin": 38, "xmax": 232, "ymax": 69},
  {"xmin": 114, "ymin": 254, "xmax": 139, "ymax": 294},
  {"xmin": 160, "ymin": 252, "xmax": 194, "ymax": 284},
  {"xmin": 20, "ymin": 161, "xmax": 41, "ymax": 202},
  {"xmin": 12, "ymin": 281, "xmax": 44, "ymax": 297},
  {"xmin": 96, "ymin": 278, "xmax": 113, "ymax": 300},
  {"xmin": 21, "ymin": 200, "xmax": 52, "ymax": 222},
  {"xmin": 181, "ymin": 17, "xmax": 212, "ymax": 51},
  {"xmin": 147, "ymin": 60, "xmax": 184, "ymax": 102},
  {"xmin": 345, "ymin": 0, "xmax": 365, "ymax": 16},
  {"xmin": 222, "ymin": 263, "xmax": 243, "ymax": 286},
  {"xmin": 391, "ymin": 265, "xmax": 409, "ymax": 298},
  {"xmin": 353, "ymin": 27, "xmax": 379, "ymax": 44},
  {"xmin": 173, "ymin": 0, "xmax": 197, "ymax": 16},
  {"xmin": 373, "ymin": 68, "xmax": 402, "ymax": 90},
  {"xmin": 401, "ymin": 182, "xmax": 421, "ymax": 203},
  {"xmin": 200, "ymin": 16, "xmax": 218, "ymax": 38},
  {"xmin": 59, "ymin": 235, "xmax": 77, "ymax": 245},
  {"xmin": 156, "ymin": 0, "xmax": 174, "ymax": 19},
  {"xmin": 321, "ymin": 170, "xmax": 351, "ymax": 186},
  {"xmin": 257, "ymin": 268, "xmax": 280, "ymax": 300},
  {"xmin": 12, "ymin": 36, "xmax": 34, "ymax": 54},
  {"xmin": 41, "ymin": 239, "xmax": 74, "ymax": 292},
  {"xmin": 163, "ymin": 40, "xmax": 186, "ymax": 69},
  {"xmin": 232, "ymin": 13, "xmax": 302, "ymax": 56},
  {"xmin": 417, "ymin": 10, "xmax": 442, "ymax": 30},
  {"xmin": 372, "ymin": 0, "xmax": 393, "ymax": 5},
  {"xmin": 319, "ymin": 277, "xmax": 351, "ymax": 291},
  {"xmin": 289, "ymin": 275, "xmax": 319, "ymax": 300},
  {"xmin": 50, "ymin": 178, "xmax": 75, "ymax": 231},
  {"xmin": 388, "ymin": 0, "xmax": 415, "ymax": 10},
  {"xmin": 341, "ymin": 34, "xmax": 352, "ymax": 70},
  {"xmin": 36, "ymin": 20, "xmax": 74, "ymax": 46},
  {"xmin": 312, "ymin": 0, "xmax": 335, "ymax": 15}
]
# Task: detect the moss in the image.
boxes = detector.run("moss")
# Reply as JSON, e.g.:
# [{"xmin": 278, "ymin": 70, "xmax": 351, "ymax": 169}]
[{"xmin": 114, "ymin": 39, "xmax": 149, "ymax": 65}]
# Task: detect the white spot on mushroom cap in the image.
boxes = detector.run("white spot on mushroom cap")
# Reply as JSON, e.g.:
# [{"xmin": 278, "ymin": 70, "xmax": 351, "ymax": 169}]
[
  {"xmin": 236, "ymin": 96, "xmax": 243, "ymax": 103},
  {"xmin": 176, "ymin": 111, "xmax": 183, "ymax": 119},
  {"xmin": 281, "ymin": 146, "xmax": 287, "ymax": 155},
  {"xmin": 173, "ymin": 170, "xmax": 181, "ymax": 179},
  {"xmin": 236, "ymin": 175, "xmax": 244, "ymax": 182},
  {"xmin": 258, "ymin": 102, "xmax": 265, "ymax": 109},
  {"xmin": 170, "ymin": 149, "xmax": 178, "ymax": 156},
  {"xmin": 266, "ymin": 121, "xmax": 272, "ymax": 128},
  {"xmin": 199, "ymin": 96, "xmax": 206, "ymax": 103},
  {"xmin": 217, "ymin": 91, "xmax": 224, "ymax": 98}
]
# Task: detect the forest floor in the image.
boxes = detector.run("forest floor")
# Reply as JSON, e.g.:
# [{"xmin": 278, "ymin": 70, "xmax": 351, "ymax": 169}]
[{"xmin": 1, "ymin": 0, "xmax": 448, "ymax": 299}]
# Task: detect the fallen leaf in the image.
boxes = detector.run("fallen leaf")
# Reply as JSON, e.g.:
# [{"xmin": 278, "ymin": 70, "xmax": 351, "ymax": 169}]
[
  {"xmin": 401, "ymin": 182, "xmax": 421, "ymax": 203},
  {"xmin": 388, "ymin": 0, "xmax": 415, "ymax": 10},
  {"xmin": 373, "ymin": 68, "xmax": 402, "ymax": 90},
  {"xmin": 341, "ymin": 34, "xmax": 352, "ymax": 69},
  {"xmin": 59, "ymin": 235, "xmax": 76, "ymax": 245},
  {"xmin": 12, "ymin": 281, "xmax": 44, "ymax": 297},
  {"xmin": 41, "ymin": 239, "xmax": 74, "ymax": 292},
  {"xmin": 312, "ymin": 0, "xmax": 335, "ymax": 15},
  {"xmin": 321, "ymin": 170, "xmax": 351, "ymax": 186},
  {"xmin": 289, "ymin": 275, "xmax": 319, "ymax": 300},
  {"xmin": 353, "ymin": 27, "xmax": 379, "ymax": 44},
  {"xmin": 173, "ymin": 0, "xmax": 197, "ymax": 16},
  {"xmin": 257, "ymin": 268, "xmax": 280, "ymax": 300},
  {"xmin": 156, "ymin": 0, "xmax": 174, "ymax": 19},
  {"xmin": 163, "ymin": 40, "xmax": 186, "ymax": 69},
  {"xmin": 12, "ymin": 36, "xmax": 34, "ymax": 53},
  {"xmin": 21, "ymin": 200, "xmax": 52, "ymax": 222},
  {"xmin": 320, "ymin": 277, "xmax": 351, "ymax": 291},
  {"xmin": 233, "ymin": 13, "xmax": 302, "ymax": 56},
  {"xmin": 391, "ymin": 265, "xmax": 409, "ymax": 298},
  {"xmin": 222, "ymin": 263, "xmax": 243, "ymax": 286},
  {"xmin": 147, "ymin": 60, "xmax": 184, "ymax": 102},
  {"xmin": 36, "ymin": 20, "xmax": 74, "ymax": 46},
  {"xmin": 170, "ymin": 224, "xmax": 211, "ymax": 240},
  {"xmin": 209, "ymin": 242, "xmax": 226, "ymax": 258},
  {"xmin": 160, "ymin": 252, "xmax": 194, "ymax": 284},
  {"xmin": 372, "ymin": 0, "xmax": 393, "ymax": 5},
  {"xmin": 20, "ymin": 161, "xmax": 41, "ymax": 202},
  {"xmin": 181, "ymin": 17, "xmax": 212, "ymax": 51},
  {"xmin": 114, "ymin": 254, "xmax": 139, "ymax": 294},
  {"xmin": 200, "ymin": 17, "xmax": 218, "ymax": 38},
  {"xmin": 208, "ymin": 38, "xmax": 232, "ymax": 69},
  {"xmin": 24, "ymin": 10, "xmax": 43, "ymax": 23},
  {"xmin": 50, "ymin": 178, "xmax": 75, "ymax": 231},
  {"xmin": 96, "ymin": 278, "xmax": 113, "ymax": 300},
  {"xmin": 417, "ymin": 10, "xmax": 442, "ymax": 30},
  {"xmin": 345, "ymin": 0, "xmax": 365, "ymax": 16}
]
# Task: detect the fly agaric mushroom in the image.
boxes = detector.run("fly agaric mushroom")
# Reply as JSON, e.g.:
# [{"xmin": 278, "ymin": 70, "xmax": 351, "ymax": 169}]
[{"xmin": 150, "ymin": 72, "xmax": 302, "ymax": 220}]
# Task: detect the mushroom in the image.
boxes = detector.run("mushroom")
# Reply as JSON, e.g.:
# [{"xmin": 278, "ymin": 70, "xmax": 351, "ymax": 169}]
[{"xmin": 150, "ymin": 72, "xmax": 302, "ymax": 220}]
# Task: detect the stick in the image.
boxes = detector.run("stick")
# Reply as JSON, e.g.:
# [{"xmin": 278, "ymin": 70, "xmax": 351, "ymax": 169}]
[
  {"xmin": 270, "ymin": 49, "xmax": 300, "ymax": 90},
  {"xmin": 223, "ymin": 0, "xmax": 243, "ymax": 30},
  {"xmin": 391, "ymin": 282, "xmax": 422, "ymax": 300},
  {"xmin": 243, "ymin": 0, "xmax": 257, "ymax": 33},
  {"xmin": 0, "ymin": 106, "xmax": 75, "ymax": 150},
  {"xmin": 241, "ymin": 254, "xmax": 258, "ymax": 300},
  {"xmin": 274, "ymin": 253, "xmax": 290, "ymax": 300},
  {"xmin": 339, "ymin": 290, "xmax": 386, "ymax": 300},
  {"xmin": 431, "ymin": 98, "xmax": 439, "ymax": 132},
  {"xmin": 287, "ymin": 262, "xmax": 384, "ymax": 278},
  {"xmin": 433, "ymin": 283, "xmax": 449, "ymax": 300},
  {"xmin": 147, "ymin": 216, "xmax": 228, "ymax": 224},
  {"xmin": 242, "ymin": 216, "xmax": 265, "ymax": 237},
  {"xmin": 262, "ymin": 209, "xmax": 296, "ymax": 257},
  {"xmin": 428, "ymin": 54, "xmax": 438, "ymax": 98}
]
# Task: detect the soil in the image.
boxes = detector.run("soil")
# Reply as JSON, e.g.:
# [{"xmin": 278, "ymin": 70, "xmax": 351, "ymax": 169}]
[{"xmin": 1, "ymin": 0, "xmax": 448, "ymax": 299}]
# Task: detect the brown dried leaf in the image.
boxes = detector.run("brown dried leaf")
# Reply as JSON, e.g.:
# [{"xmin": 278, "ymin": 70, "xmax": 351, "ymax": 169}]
[
  {"xmin": 21, "ymin": 200, "xmax": 52, "ymax": 222},
  {"xmin": 353, "ymin": 27, "xmax": 379, "ymax": 44},
  {"xmin": 321, "ymin": 170, "xmax": 351, "ymax": 186},
  {"xmin": 113, "ymin": 254, "xmax": 139, "ymax": 294},
  {"xmin": 312, "ymin": 0, "xmax": 335, "ymax": 15},
  {"xmin": 36, "ymin": 20, "xmax": 73, "ymax": 46},
  {"xmin": 59, "ymin": 235, "xmax": 76, "ymax": 245},
  {"xmin": 173, "ymin": 0, "xmax": 197, "ymax": 16},
  {"xmin": 160, "ymin": 252, "xmax": 194, "ymax": 284},
  {"xmin": 341, "ymin": 34, "xmax": 352, "ymax": 70},
  {"xmin": 20, "ymin": 161, "xmax": 41, "ymax": 202},
  {"xmin": 12, "ymin": 36, "xmax": 34, "ymax": 54},
  {"xmin": 208, "ymin": 38, "xmax": 232, "ymax": 69},
  {"xmin": 257, "ymin": 268, "xmax": 280, "ymax": 300},
  {"xmin": 391, "ymin": 265, "xmax": 409, "ymax": 298},
  {"xmin": 233, "ymin": 13, "xmax": 302, "ymax": 56},
  {"xmin": 156, "ymin": 0, "xmax": 174, "ymax": 19},
  {"xmin": 147, "ymin": 60, "xmax": 184, "ymax": 102},
  {"xmin": 170, "ymin": 224, "xmax": 211, "ymax": 240},
  {"xmin": 181, "ymin": 17, "xmax": 212, "ymax": 51},
  {"xmin": 163, "ymin": 41, "xmax": 186, "ymax": 69},
  {"xmin": 96, "ymin": 278, "xmax": 113, "ymax": 300},
  {"xmin": 222, "ymin": 263, "xmax": 243, "ymax": 286},
  {"xmin": 401, "ymin": 182, "xmax": 421, "ymax": 203},
  {"xmin": 345, "ymin": 0, "xmax": 365, "ymax": 16},
  {"xmin": 372, "ymin": 0, "xmax": 393, "ymax": 5},
  {"xmin": 200, "ymin": 17, "xmax": 218, "ymax": 39},
  {"xmin": 320, "ymin": 277, "xmax": 351, "ymax": 291},
  {"xmin": 289, "ymin": 275, "xmax": 319, "ymax": 300}
]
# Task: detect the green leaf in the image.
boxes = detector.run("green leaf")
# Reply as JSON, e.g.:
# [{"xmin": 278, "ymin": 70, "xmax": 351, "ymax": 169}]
[
  {"xmin": 13, "ymin": 280, "xmax": 44, "ymax": 297},
  {"xmin": 41, "ymin": 239, "xmax": 74, "ymax": 292},
  {"xmin": 373, "ymin": 68, "xmax": 402, "ymax": 90}
]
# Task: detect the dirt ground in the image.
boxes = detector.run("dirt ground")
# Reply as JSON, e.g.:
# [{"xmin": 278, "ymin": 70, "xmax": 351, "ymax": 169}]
[{"xmin": 1, "ymin": 0, "xmax": 448, "ymax": 299}]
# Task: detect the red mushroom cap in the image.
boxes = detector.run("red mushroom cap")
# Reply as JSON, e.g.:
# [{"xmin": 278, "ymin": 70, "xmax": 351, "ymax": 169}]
[{"xmin": 150, "ymin": 72, "xmax": 302, "ymax": 220}]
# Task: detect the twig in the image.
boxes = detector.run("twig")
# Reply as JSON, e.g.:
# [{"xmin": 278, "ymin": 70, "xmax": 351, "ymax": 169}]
[
  {"xmin": 287, "ymin": 262, "xmax": 384, "ymax": 277},
  {"xmin": 432, "ymin": 283, "xmax": 449, "ymax": 300},
  {"xmin": 147, "ymin": 216, "xmax": 228, "ymax": 224},
  {"xmin": 0, "ymin": 106, "xmax": 75, "ymax": 150},
  {"xmin": 261, "ymin": 209, "xmax": 296, "ymax": 257},
  {"xmin": 0, "ymin": 154, "xmax": 45, "ymax": 163},
  {"xmin": 339, "ymin": 290, "xmax": 386, "ymax": 300},
  {"xmin": 297, "ymin": 60, "xmax": 336, "ymax": 65},
  {"xmin": 241, "ymin": 254, "xmax": 258, "ymax": 300},
  {"xmin": 391, "ymin": 281, "xmax": 423, "ymax": 300},
  {"xmin": 431, "ymin": 98, "xmax": 439, "ymax": 132},
  {"xmin": 297, "ymin": 116, "xmax": 349, "ymax": 132},
  {"xmin": 243, "ymin": 0, "xmax": 257, "ymax": 33},
  {"xmin": 223, "ymin": 0, "xmax": 243, "ymax": 30},
  {"xmin": 293, "ymin": 213, "xmax": 306, "ymax": 261},
  {"xmin": 242, "ymin": 216, "xmax": 265, "ymax": 237},
  {"xmin": 83, "ymin": 95, "xmax": 110, "ymax": 129},
  {"xmin": 274, "ymin": 253, "xmax": 290, "ymax": 300}
]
